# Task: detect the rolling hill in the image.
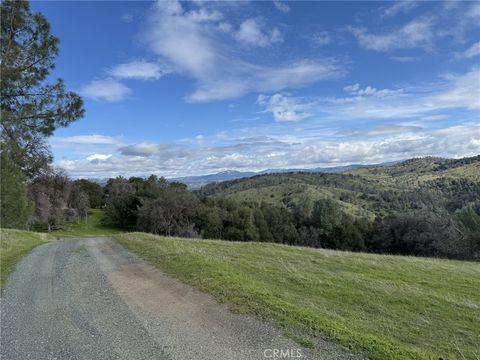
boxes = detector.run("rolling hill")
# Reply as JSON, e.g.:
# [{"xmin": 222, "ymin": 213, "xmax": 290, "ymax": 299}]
[
  {"xmin": 172, "ymin": 162, "xmax": 397, "ymax": 189},
  {"xmin": 197, "ymin": 155, "xmax": 480, "ymax": 219}
]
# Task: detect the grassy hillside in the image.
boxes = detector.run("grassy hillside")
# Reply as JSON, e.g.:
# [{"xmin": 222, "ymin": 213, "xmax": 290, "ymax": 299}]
[
  {"xmin": 115, "ymin": 233, "xmax": 480, "ymax": 360},
  {"xmin": 197, "ymin": 155, "xmax": 480, "ymax": 219},
  {"xmin": 346, "ymin": 155, "xmax": 480, "ymax": 186},
  {"xmin": 0, "ymin": 229, "xmax": 52, "ymax": 286}
]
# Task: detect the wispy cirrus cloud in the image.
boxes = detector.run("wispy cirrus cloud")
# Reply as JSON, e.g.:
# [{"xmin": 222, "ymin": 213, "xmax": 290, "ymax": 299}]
[
  {"xmin": 382, "ymin": 1, "xmax": 418, "ymax": 18},
  {"xmin": 51, "ymin": 134, "xmax": 122, "ymax": 146},
  {"xmin": 457, "ymin": 41, "xmax": 480, "ymax": 59},
  {"xmin": 273, "ymin": 0, "xmax": 290, "ymax": 14},
  {"xmin": 352, "ymin": 2, "xmax": 480, "ymax": 53},
  {"xmin": 349, "ymin": 17, "xmax": 434, "ymax": 52},
  {"xmin": 142, "ymin": 0, "xmax": 344, "ymax": 102},
  {"xmin": 257, "ymin": 68, "xmax": 480, "ymax": 122},
  {"xmin": 343, "ymin": 83, "xmax": 404, "ymax": 97}
]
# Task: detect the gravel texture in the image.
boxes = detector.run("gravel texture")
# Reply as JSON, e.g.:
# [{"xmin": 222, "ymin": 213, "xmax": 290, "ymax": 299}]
[{"xmin": 1, "ymin": 237, "xmax": 324, "ymax": 360}]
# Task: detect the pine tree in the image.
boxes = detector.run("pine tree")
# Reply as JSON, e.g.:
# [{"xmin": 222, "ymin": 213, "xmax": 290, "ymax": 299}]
[
  {"xmin": 0, "ymin": 149, "xmax": 31, "ymax": 228},
  {"xmin": 0, "ymin": 0, "xmax": 84, "ymax": 178}
]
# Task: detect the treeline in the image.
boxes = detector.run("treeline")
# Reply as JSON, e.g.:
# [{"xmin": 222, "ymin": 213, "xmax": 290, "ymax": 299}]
[
  {"xmin": 101, "ymin": 175, "xmax": 480, "ymax": 260},
  {"xmin": 3, "ymin": 161, "xmax": 479, "ymax": 260},
  {"xmin": 1, "ymin": 162, "xmax": 103, "ymax": 231}
]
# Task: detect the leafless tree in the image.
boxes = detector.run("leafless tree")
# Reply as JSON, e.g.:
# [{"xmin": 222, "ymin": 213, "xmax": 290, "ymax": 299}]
[{"xmin": 29, "ymin": 168, "xmax": 72, "ymax": 231}]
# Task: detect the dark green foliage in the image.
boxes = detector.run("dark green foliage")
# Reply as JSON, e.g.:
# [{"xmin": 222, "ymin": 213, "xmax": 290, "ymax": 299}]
[
  {"xmin": 455, "ymin": 202, "xmax": 480, "ymax": 253},
  {"xmin": 104, "ymin": 178, "xmax": 139, "ymax": 228},
  {"xmin": 0, "ymin": 0, "xmax": 84, "ymax": 178},
  {"xmin": 196, "ymin": 200, "xmax": 223, "ymax": 239},
  {"xmin": 136, "ymin": 185, "xmax": 199, "ymax": 237},
  {"xmin": 0, "ymin": 149, "xmax": 32, "ymax": 228},
  {"xmin": 310, "ymin": 199, "xmax": 342, "ymax": 232},
  {"xmin": 370, "ymin": 211, "xmax": 472, "ymax": 259},
  {"xmin": 71, "ymin": 179, "xmax": 104, "ymax": 208}
]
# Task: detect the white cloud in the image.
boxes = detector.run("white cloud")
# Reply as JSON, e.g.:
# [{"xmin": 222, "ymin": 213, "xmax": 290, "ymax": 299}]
[
  {"xmin": 341, "ymin": 124, "xmax": 422, "ymax": 137},
  {"xmin": 217, "ymin": 22, "xmax": 232, "ymax": 33},
  {"xmin": 188, "ymin": 59, "xmax": 343, "ymax": 102},
  {"xmin": 142, "ymin": 0, "xmax": 343, "ymax": 102},
  {"xmin": 119, "ymin": 143, "xmax": 174, "ymax": 157},
  {"xmin": 430, "ymin": 69, "xmax": 480, "ymax": 110},
  {"xmin": 145, "ymin": 1, "xmax": 218, "ymax": 78},
  {"xmin": 235, "ymin": 18, "xmax": 283, "ymax": 47},
  {"xmin": 185, "ymin": 8, "xmax": 223, "ymax": 22},
  {"xmin": 258, "ymin": 68, "xmax": 480, "ymax": 121},
  {"xmin": 257, "ymin": 94, "xmax": 313, "ymax": 122},
  {"xmin": 109, "ymin": 60, "xmax": 164, "ymax": 80},
  {"xmin": 80, "ymin": 79, "xmax": 131, "ymax": 102},
  {"xmin": 86, "ymin": 154, "xmax": 112, "ymax": 161},
  {"xmin": 350, "ymin": 18, "xmax": 434, "ymax": 51},
  {"xmin": 382, "ymin": 1, "xmax": 417, "ymax": 18},
  {"xmin": 458, "ymin": 41, "xmax": 480, "ymax": 59},
  {"xmin": 54, "ymin": 123, "xmax": 480, "ymax": 178},
  {"xmin": 343, "ymin": 83, "xmax": 405, "ymax": 97},
  {"xmin": 468, "ymin": 2, "xmax": 480, "ymax": 19},
  {"xmin": 273, "ymin": 0, "xmax": 290, "ymax": 14},
  {"xmin": 50, "ymin": 135, "xmax": 123, "ymax": 159},
  {"xmin": 51, "ymin": 135, "xmax": 121, "ymax": 146},
  {"xmin": 327, "ymin": 70, "xmax": 479, "ymax": 119}
]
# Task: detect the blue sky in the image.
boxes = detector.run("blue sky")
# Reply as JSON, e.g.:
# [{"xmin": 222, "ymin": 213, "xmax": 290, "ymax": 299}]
[{"xmin": 32, "ymin": 0, "xmax": 480, "ymax": 178}]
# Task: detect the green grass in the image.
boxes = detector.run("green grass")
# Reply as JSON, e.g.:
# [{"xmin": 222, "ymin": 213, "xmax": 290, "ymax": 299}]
[
  {"xmin": 46, "ymin": 209, "xmax": 123, "ymax": 237},
  {"xmin": 115, "ymin": 233, "xmax": 480, "ymax": 360},
  {"xmin": 0, "ymin": 228, "xmax": 52, "ymax": 286}
]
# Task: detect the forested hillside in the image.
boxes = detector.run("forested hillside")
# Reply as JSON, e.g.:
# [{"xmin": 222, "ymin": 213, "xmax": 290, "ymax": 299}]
[
  {"xmin": 198, "ymin": 156, "xmax": 480, "ymax": 212},
  {"xmin": 193, "ymin": 156, "xmax": 480, "ymax": 259}
]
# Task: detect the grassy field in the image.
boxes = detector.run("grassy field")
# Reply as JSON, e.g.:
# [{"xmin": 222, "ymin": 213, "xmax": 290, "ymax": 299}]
[
  {"xmin": 115, "ymin": 233, "xmax": 480, "ymax": 360},
  {"xmin": 46, "ymin": 209, "xmax": 123, "ymax": 238},
  {"xmin": 0, "ymin": 228, "xmax": 52, "ymax": 286}
]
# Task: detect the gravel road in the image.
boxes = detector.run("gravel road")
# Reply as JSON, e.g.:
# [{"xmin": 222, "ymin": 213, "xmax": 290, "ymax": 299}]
[{"xmin": 0, "ymin": 237, "xmax": 331, "ymax": 360}]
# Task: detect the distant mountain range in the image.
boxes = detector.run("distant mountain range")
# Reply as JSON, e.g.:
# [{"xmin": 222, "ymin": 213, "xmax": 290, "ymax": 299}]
[
  {"xmin": 87, "ymin": 161, "xmax": 402, "ymax": 189},
  {"xmin": 171, "ymin": 162, "xmax": 399, "ymax": 189}
]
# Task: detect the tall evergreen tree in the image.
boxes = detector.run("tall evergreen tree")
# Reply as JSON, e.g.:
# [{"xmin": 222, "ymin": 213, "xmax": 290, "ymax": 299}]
[
  {"xmin": 0, "ymin": 148, "xmax": 31, "ymax": 228},
  {"xmin": 1, "ymin": 0, "xmax": 84, "ymax": 229},
  {"xmin": 1, "ymin": 0, "xmax": 84, "ymax": 178}
]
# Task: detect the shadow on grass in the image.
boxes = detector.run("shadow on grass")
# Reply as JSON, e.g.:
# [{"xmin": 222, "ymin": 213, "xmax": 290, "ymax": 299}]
[{"xmin": 32, "ymin": 209, "xmax": 128, "ymax": 238}]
